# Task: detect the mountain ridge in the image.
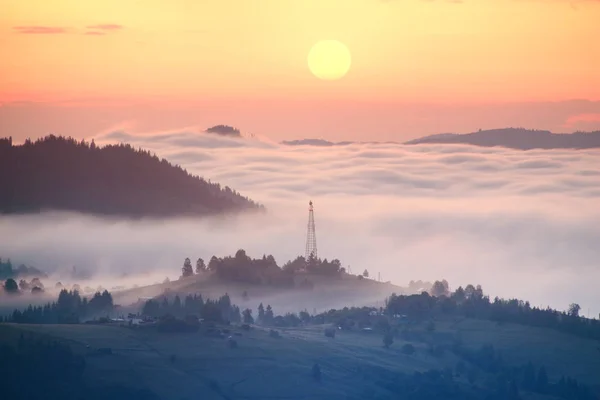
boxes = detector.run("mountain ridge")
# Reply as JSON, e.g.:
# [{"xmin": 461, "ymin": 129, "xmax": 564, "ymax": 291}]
[
  {"xmin": 281, "ymin": 128, "xmax": 600, "ymax": 150},
  {"xmin": 0, "ymin": 135, "xmax": 263, "ymax": 218}
]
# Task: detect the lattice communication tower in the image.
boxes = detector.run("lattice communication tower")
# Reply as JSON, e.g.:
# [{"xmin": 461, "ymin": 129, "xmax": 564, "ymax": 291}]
[{"xmin": 305, "ymin": 200, "xmax": 317, "ymax": 261}]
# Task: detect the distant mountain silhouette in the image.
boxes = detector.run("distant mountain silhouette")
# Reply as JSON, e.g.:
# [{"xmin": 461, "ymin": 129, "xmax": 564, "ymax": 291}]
[
  {"xmin": 0, "ymin": 135, "xmax": 263, "ymax": 218},
  {"xmin": 405, "ymin": 128, "xmax": 600, "ymax": 150},
  {"xmin": 205, "ymin": 125, "xmax": 241, "ymax": 137},
  {"xmin": 282, "ymin": 129, "xmax": 600, "ymax": 150}
]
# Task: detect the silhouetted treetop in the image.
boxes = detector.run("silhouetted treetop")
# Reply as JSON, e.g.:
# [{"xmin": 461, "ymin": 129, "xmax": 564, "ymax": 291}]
[
  {"xmin": 0, "ymin": 135, "xmax": 263, "ymax": 217},
  {"xmin": 205, "ymin": 125, "xmax": 241, "ymax": 137}
]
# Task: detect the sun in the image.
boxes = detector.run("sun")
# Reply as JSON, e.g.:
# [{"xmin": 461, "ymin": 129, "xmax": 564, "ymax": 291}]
[{"xmin": 307, "ymin": 40, "xmax": 352, "ymax": 81}]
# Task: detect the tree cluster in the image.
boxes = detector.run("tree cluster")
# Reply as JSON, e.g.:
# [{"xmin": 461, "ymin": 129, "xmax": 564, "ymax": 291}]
[
  {"xmin": 3, "ymin": 276, "xmax": 52, "ymax": 295},
  {"xmin": 0, "ymin": 257, "xmax": 47, "ymax": 281},
  {"xmin": 385, "ymin": 286, "xmax": 600, "ymax": 341},
  {"xmin": 451, "ymin": 343, "xmax": 595, "ymax": 400},
  {"xmin": 142, "ymin": 293, "xmax": 241, "ymax": 324},
  {"xmin": 0, "ymin": 135, "xmax": 262, "ymax": 217},
  {"xmin": 205, "ymin": 125, "xmax": 241, "ymax": 137},
  {"xmin": 177, "ymin": 250, "xmax": 354, "ymax": 288},
  {"xmin": 207, "ymin": 250, "xmax": 294, "ymax": 286},
  {"xmin": 4, "ymin": 289, "xmax": 114, "ymax": 324},
  {"xmin": 282, "ymin": 254, "xmax": 344, "ymax": 276}
]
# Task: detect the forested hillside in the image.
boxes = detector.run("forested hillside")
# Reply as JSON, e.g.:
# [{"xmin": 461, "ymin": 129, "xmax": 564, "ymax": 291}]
[{"xmin": 0, "ymin": 135, "xmax": 262, "ymax": 217}]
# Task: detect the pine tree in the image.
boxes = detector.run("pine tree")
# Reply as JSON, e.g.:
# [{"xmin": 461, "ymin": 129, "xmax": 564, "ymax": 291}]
[
  {"xmin": 173, "ymin": 295, "xmax": 182, "ymax": 314},
  {"xmin": 242, "ymin": 308, "xmax": 254, "ymax": 324},
  {"xmin": 195, "ymin": 258, "xmax": 206, "ymax": 274},
  {"xmin": 181, "ymin": 258, "xmax": 194, "ymax": 278},
  {"xmin": 231, "ymin": 306, "xmax": 242, "ymax": 323},
  {"xmin": 265, "ymin": 305, "xmax": 274, "ymax": 325},
  {"xmin": 161, "ymin": 297, "xmax": 169, "ymax": 312},
  {"xmin": 258, "ymin": 303, "xmax": 265, "ymax": 323}
]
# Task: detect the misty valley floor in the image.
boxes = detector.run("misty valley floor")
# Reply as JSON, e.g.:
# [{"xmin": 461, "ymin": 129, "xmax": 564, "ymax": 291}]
[{"xmin": 2, "ymin": 316, "xmax": 600, "ymax": 400}]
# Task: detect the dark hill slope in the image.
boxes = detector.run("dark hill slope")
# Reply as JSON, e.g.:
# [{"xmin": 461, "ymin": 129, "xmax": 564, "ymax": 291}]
[
  {"xmin": 0, "ymin": 135, "xmax": 262, "ymax": 217},
  {"xmin": 405, "ymin": 128, "xmax": 600, "ymax": 150}
]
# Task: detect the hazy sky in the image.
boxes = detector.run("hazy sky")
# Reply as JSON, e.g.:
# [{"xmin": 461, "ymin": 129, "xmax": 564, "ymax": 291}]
[{"xmin": 1, "ymin": 0, "xmax": 600, "ymax": 140}]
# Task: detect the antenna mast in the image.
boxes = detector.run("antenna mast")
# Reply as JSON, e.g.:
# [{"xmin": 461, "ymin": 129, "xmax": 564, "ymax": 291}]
[{"xmin": 305, "ymin": 200, "xmax": 317, "ymax": 261}]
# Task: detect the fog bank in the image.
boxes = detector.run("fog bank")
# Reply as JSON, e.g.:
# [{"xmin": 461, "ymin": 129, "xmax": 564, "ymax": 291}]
[{"xmin": 1, "ymin": 129, "xmax": 599, "ymax": 317}]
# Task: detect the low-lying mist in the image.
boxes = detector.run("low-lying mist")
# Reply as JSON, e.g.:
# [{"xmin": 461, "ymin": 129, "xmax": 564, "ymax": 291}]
[{"xmin": 2, "ymin": 128, "xmax": 599, "ymax": 317}]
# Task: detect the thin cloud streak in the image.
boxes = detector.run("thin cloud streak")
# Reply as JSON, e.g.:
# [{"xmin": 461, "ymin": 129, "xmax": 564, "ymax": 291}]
[
  {"xmin": 13, "ymin": 26, "xmax": 69, "ymax": 34},
  {"xmin": 85, "ymin": 24, "xmax": 123, "ymax": 31}
]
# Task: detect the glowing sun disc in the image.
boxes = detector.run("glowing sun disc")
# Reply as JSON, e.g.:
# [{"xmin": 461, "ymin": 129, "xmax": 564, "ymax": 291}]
[{"xmin": 308, "ymin": 40, "xmax": 352, "ymax": 80}]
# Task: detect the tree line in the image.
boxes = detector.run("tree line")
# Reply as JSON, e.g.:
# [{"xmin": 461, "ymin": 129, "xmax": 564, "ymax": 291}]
[
  {"xmin": 177, "ymin": 250, "xmax": 348, "ymax": 287},
  {"xmin": 3, "ymin": 289, "xmax": 114, "ymax": 324},
  {"xmin": 141, "ymin": 292, "xmax": 314, "ymax": 331},
  {"xmin": 449, "ymin": 342, "xmax": 595, "ymax": 400},
  {"xmin": 385, "ymin": 284, "xmax": 600, "ymax": 341},
  {"xmin": 0, "ymin": 257, "xmax": 46, "ymax": 280},
  {"xmin": 304, "ymin": 303, "xmax": 596, "ymax": 400},
  {"xmin": 0, "ymin": 135, "xmax": 263, "ymax": 217},
  {"xmin": 142, "ymin": 293, "xmax": 242, "ymax": 324}
]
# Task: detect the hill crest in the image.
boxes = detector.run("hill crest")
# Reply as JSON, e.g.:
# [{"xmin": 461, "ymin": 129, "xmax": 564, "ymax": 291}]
[
  {"xmin": 0, "ymin": 135, "xmax": 263, "ymax": 218},
  {"xmin": 280, "ymin": 128, "xmax": 600, "ymax": 150}
]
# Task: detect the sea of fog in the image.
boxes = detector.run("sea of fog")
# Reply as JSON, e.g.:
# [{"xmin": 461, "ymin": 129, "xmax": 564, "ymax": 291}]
[{"xmin": 1, "ymin": 129, "xmax": 599, "ymax": 317}]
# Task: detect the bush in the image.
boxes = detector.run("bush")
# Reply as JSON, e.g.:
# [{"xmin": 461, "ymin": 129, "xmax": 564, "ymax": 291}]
[
  {"xmin": 324, "ymin": 327, "xmax": 336, "ymax": 338},
  {"xmin": 401, "ymin": 344, "xmax": 416, "ymax": 355}
]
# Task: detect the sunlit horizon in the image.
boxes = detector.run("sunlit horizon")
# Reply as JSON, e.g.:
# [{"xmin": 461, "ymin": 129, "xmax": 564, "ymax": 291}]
[{"xmin": 1, "ymin": 0, "xmax": 599, "ymax": 141}]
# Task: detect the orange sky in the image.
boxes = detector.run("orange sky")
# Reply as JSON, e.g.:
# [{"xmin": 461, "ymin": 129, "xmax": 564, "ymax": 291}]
[{"xmin": 1, "ymin": 0, "xmax": 599, "ymax": 140}]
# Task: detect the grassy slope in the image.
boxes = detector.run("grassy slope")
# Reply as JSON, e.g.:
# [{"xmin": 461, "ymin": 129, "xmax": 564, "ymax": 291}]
[
  {"xmin": 2, "ymin": 316, "xmax": 599, "ymax": 400},
  {"xmin": 434, "ymin": 317, "xmax": 600, "ymax": 385},
  {"xmin": 113, "ymin": 272, "xmax": 404, "ymax": 315},
  {"xmin": 0, "ymin": 322, "xmax": 462, "ymax": 400}
]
